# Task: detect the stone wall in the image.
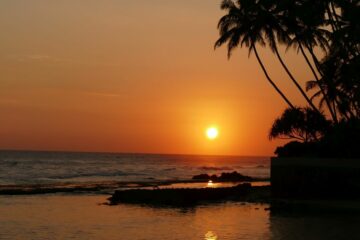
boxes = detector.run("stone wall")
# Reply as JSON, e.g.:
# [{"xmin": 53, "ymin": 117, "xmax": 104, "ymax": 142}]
[{"xmin": 271, "ymin": 158, "xmax": 360, "ymax": 198}]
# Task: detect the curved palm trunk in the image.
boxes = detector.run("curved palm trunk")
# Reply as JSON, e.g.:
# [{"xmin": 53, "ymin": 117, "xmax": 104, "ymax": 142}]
[
  {"xmin": 305, "ymin": 44, "xmax": 323, "ymax": 76},
  {"xmin": 332, "ymin": 101, "xmax": 338, "ymax": 119},
  {"xmin": 298, "ymin": 43, "xmax": 338, "ymax": 122},
  {"xmin": 273, "ymin": 44, "xmax": 320, "ymax": 113},
  {"xmin": 252, "ymin": 44, "xmax": 295, "ymax": 109},
  {"xmin": 349, "ymin": 100, "xmax": 357, "ymax": 118},
  {"xmin": 330, "ymin": 1, "xmax": 341, "ymax": 30},
  {"xmin": 326, "ymin": 5, "xmax": 338, "ymax": 32},
  {"xmin": 305, "ymin": 45, "xmax": 348, "ymax": 123},
  {"xmin": 298, "ymin": 43, "xmax": 321, "ymax": 80}
]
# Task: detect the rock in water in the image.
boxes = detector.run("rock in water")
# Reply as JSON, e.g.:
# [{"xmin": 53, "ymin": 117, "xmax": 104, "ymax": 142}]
[
  {"xmin": 109, "ymin": 183, "xmax": 252, "ymax": 206},
  {"xmin": 192, "ymin": 171, "xmax": 252, "ymax": 182}
]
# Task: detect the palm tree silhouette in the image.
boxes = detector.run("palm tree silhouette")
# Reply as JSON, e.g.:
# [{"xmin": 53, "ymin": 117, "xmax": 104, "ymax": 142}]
[
  {"xmin": 269, "ymin": 107, "xmax": 329, "ymax": 142},
  {"xmin": 279, "ymin": 0, "xmax": 338, "ymax": 122},
  {"xmin": 215, "ymin": 0, "xmax": 359, "ymax": 131},
  {"xmin": 215, "ymin": 0, "xmax": 295, "ymax": 109},
  {"xmin": 257, "ymin": 0, "xmax": 321, "ymax": 113},
  {"xmin": 307, "ymin": 48, "xmax": 360, "ymax": 120}
]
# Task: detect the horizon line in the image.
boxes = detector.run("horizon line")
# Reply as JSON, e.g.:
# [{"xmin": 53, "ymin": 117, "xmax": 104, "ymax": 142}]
[{"xmin": 0, "ymin": 148, "xmax": 273, "ymax": 158}]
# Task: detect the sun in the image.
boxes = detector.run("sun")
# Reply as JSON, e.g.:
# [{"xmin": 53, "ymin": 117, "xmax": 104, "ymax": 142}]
[{"xmin": 206, "ymin": 127, "xmax": 219, "ymax": 140}]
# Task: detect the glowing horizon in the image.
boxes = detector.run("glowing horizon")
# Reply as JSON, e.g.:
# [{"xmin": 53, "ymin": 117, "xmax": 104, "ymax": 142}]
[{"xmin": 0, "ymin": 0, "xmax": 311, "ymax": 156}]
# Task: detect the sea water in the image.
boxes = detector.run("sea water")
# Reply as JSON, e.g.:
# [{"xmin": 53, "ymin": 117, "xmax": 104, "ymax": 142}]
[
  {"xmin": 1, "ymin": 194, "xmax": 360, "ymax": 240},
  {"xmin": 1, "ymin": 151, "xmax": 359, "ymax": 239},
  {"xmin": 0, "ymin": 151, "xmax": 270, "ymax": 187}
]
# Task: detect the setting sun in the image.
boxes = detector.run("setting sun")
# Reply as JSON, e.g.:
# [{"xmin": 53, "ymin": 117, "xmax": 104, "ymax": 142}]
[{"xmin": 206, "ymin": 127, "xmax": 219, "ymax": 140}]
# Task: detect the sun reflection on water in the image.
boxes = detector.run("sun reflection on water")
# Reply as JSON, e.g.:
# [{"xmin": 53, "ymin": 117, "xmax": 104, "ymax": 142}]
[{"xmin": 205, "ymin": 231, "xmax": 218, "ymax": 240}]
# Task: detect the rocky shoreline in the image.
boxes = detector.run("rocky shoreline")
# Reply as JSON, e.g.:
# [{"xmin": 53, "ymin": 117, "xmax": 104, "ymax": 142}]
[
  {"xmin": 108, "ymin": 183, "xmax": 271, "ymax": 206},
  {"xmin": 192, "ymin": 171, "xmax": 253, "ymax": 182}
]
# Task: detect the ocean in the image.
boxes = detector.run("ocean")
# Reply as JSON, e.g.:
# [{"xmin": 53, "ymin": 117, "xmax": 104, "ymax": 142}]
[
  {"xmin": 2, "ymin": 151, "xmax": 359, "ymax": 240},
  {"xmin": 0, "ymin": 151, "xmax": 270, "ymax": 193}
]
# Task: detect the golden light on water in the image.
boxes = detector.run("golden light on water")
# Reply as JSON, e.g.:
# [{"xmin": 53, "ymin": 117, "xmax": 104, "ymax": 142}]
[
  {"xmin": 206, "ymin": 127, "xmax": 219, "ymax": 140},
  {"xmin": 207, "ymin": 180, "xmax": 214, "ymax": 187},
  {"xmin": 205, "ymin": 231, "xmax": 218, "ymax": 240}
]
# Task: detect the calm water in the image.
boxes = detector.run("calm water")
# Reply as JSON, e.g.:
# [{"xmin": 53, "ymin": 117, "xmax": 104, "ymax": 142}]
[{"xmin": 1, "ymin": 195, "xmax": 360, "ymax": 240}]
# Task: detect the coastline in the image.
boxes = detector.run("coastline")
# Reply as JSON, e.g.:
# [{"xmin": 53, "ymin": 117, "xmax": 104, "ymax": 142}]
[
  {"xmin": 2, "ymin": 192, "xmax": 360, "ymax": 240},
  {"xmin": 0, "ymin": 178, "xmax": 269, "ymax": 195}
]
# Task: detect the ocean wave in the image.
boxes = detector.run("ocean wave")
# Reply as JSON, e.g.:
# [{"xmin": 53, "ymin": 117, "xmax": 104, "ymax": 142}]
[
  {"xmin": 0, "ymin": 181, "xmax": 144, "ymax": 195},
  {"xmin": 198, "ymin": 166, "xmax": 233, "ymax": 171},
  {"xmin": 0, "ymin": 151, "xmax": 270, "ymax": 189},
  {"xmin": 162, "ymin": 168, "xmax": 176, "ymax": 171},
  {"xmin": 255, "ymin": 165, "xmax": 268, "ymax": 169},
  {"xmin": 0, "ymin": 179, "xmax": 187, "ymax": 195},
  {"xmin": 0, "ymin": 178, "xmax": 270, "ymax": 195},
  {"xmin": 45, "ymin": 171, "xmax": 147, "ymax": 180}
]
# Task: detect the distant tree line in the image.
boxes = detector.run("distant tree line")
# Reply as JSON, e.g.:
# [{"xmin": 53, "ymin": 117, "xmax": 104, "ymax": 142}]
[{"xmin": 215, "ymin": 0, "xmax": 360, "ymax": 157}]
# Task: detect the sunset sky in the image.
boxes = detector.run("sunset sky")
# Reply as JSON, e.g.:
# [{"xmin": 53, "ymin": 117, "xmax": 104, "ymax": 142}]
[{"xmin": 0, "ymin": 0, "xmax": 314, "ymax": 156}]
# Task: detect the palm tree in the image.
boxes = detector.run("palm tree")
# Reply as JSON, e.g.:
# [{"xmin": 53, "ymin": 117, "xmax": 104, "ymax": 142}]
[
  {"xmin": 306, "ymin": 48, "xmax": 360, "ymax": 121},
  {"xmin": 280, "ymin": 0, "xmax": 338, "ymax": 122},
  {"xmin": 269, "ymin": 107, "xmax": 329, "ymax": 142},
  {"xmin": 215, "ymin": 0, "xmax": 359, "ymax": 125},
  {"xmin": 215, "ymin": 0, "xmax": 324, "ymax": 112},
  {"xmin": 215, "ymin": 0, "xmax": 295, "ymax": 109},
  {"xmin": 331, "ymin": 0, "xmax": 360, "ymax": 57},
  {"xmin": 255, "ymin": 0, "xmax": 321, "ymax": 113}
]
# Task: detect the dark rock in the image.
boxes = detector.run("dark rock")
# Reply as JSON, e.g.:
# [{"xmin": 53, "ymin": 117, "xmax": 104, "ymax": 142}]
[
  {"xmin": 192, "ymin": 174, "xmax": 212, "ymax": 180},
  {"xmin": 210, "ymin": 174, "xmax": 218, "ymax": 180},
  {"xmin": 219, "ymin": 171, "xmax": 252, "ymax": 181},
  {"xmin": 109, "ymin": 183, "xmax": 254, "ymax": 206},
  {"xmin": 192, "ymin": 171, "xmax": 252, "ymax": 182}
]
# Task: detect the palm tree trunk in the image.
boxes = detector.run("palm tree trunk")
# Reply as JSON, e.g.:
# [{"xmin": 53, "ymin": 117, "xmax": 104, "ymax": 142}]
[
  {"xmin": 326, "ymin": 4, "xmax": 338, "ymax": 32},
  {"xmin": 332, "ymin": 101, "xmax": 338, "ymax": 120},
  {"xmin": 252, "ymin": 44, "xmax": 295, "ymax": 109},
  {"xmin": 305, "ymin": 44, "xmax": 324, "ymax": 77},
  {"xmin": 330, "ymin": 1, "xmax": 341, "ymax": 30},
  {"xmin": 273, "ymin": 44, "xmax": 320, "ymax": 113},
  {"xmin": 298, "ymin": 43, "xmax": 320, "ymax": 80},
  {"xmin": 298, "ymin": 43, "xmax": 338, "ymax": 122},
  {"xmin": 350, "ymin": 101, "xmax": 358, "ymax": 118}
]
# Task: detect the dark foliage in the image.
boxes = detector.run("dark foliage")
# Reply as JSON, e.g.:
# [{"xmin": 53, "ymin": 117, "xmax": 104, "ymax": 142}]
[
  {"xmin": 269, "ymin": 107, "xmax": 330, "ymax": 142},
  {"xmin": 275, "ymin": 141, "xmax": 322, "ymax": 158},
  {"xmin": 275, "ymin": 119, "xmax": 360, "ymax": 158},
  {"xmin": 215, "ymin": 0, "xmax": 360, "ymax": 158}
]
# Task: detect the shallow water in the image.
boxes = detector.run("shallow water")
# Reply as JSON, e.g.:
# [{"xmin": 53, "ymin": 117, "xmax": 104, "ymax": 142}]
[
  {"xmin": 0, "ymin": 195, "xmax": 269, "ymax": 240},
  {"xmin": 1, "ymin": 195, "xmax": 360, "ymax": 240}
]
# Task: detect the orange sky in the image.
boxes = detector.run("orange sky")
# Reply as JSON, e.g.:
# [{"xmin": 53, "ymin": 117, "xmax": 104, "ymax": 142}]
[{"xmin": 0, "ymin": 0, "xmax": 314, "ymax": 156}]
